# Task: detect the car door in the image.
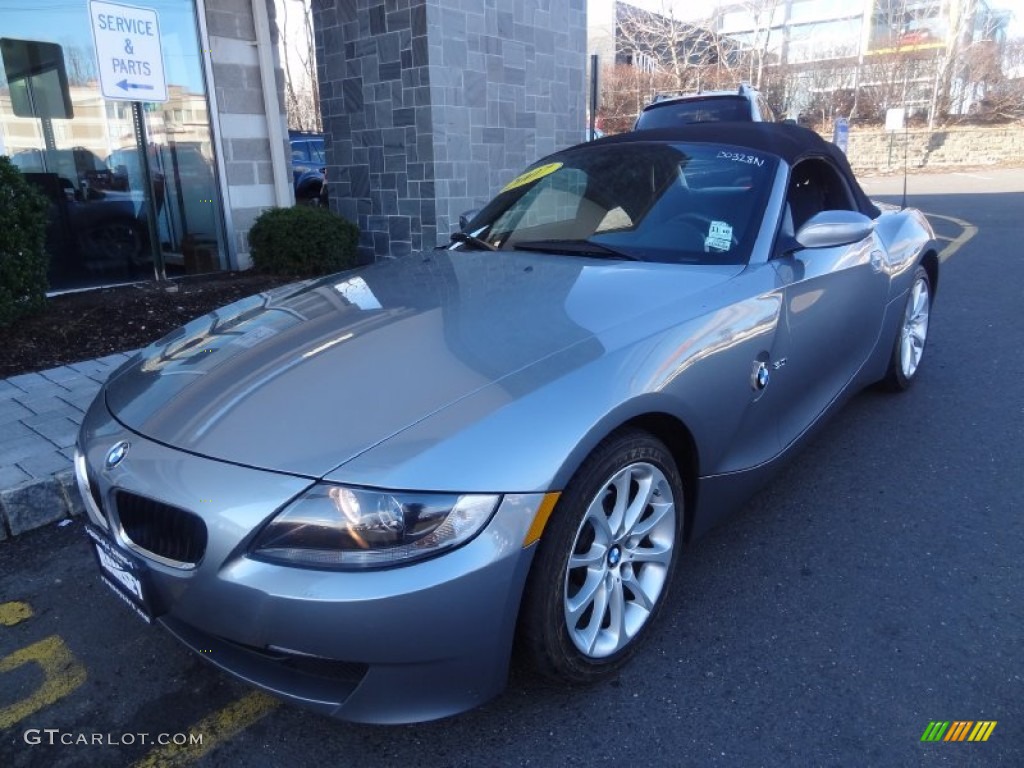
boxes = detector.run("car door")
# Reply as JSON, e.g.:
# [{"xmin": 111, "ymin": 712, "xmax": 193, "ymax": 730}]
[
  {"xmin": 698, "ymin": 264, "xmax": 788, "ymax": 475},
  {"xmin": 770, "ymin": 158, "xmax": 889, "ymax": 449}
]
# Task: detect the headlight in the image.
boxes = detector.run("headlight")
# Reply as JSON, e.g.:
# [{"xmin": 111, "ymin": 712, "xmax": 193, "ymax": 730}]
[{"xmin": 250, "ymin": 484, "xmax": 501, "ymax": 569}]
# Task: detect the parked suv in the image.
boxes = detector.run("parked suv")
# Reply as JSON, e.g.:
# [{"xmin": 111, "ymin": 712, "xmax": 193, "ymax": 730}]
[
  {"xmin": 634, "ymin": 84, "xmax": 776, "ymax": 130},
  {"xmin": 289, "ymin": 131, "xmax": 326, "ymax": 205}
]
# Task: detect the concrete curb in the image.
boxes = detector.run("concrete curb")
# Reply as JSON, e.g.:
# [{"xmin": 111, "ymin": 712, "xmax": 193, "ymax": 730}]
[
  {"xmin": 1, "ymin": 352, "xmax": 135, "ymax": 541},
  {"xmin": 0, "ymin": 469, "xmax": 84, "ymax": 539}
]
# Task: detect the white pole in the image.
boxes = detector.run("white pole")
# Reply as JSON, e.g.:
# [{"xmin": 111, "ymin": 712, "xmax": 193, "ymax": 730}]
[{"xmin": 252, "ymin": 0, "xmax": 294, "ymax": 207}]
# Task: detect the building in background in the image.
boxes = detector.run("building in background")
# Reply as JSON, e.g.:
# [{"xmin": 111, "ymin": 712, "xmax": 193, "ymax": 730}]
[
  {"xmin": 590, "ymin": 0, "xmax": 1015, "ymax": 128},
  {"xmin": 1, "ymin": 0, "xmax": 589, "ymax": 290},
  {"xmin": 587, "ymin": 1, "xmax": 743, "ymax": 132},
  {"xmin": 588, "ymin": 1, "xmax": 736, "ymax": 73},
  {"xmin": 712, "ymin": 0, "xmax": 1012, "ymax": 121},
  {"xmin": 0, "ymin": 0, "xmax": 292, "ymax": 293}
]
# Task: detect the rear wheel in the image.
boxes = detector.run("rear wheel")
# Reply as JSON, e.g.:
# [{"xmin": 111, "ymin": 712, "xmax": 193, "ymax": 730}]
[
  {"xmin": 882, "ymin": 265, "xmax": 931, "ymax": 391},
  {"xmin": 518, "ymin": 430, "xmax": 684, "ymax": 683}
]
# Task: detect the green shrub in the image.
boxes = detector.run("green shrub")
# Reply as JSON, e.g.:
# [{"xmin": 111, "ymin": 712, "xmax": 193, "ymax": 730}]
[
  {"xmin": 247, "ymin": 205, "xmax": 360, "ymax": 277},
  {"xmin": 0, "ymin": 156, "xmax": 49, "ymax": 327}
]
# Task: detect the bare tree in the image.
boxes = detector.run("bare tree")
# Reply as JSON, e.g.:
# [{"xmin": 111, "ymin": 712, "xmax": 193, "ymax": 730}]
[
  {"xmin": 738, "ymin": 0, "xmax": 782, "ymax": 89},
  {"xmin": 850, "ymin": 53, "xmax": 914, "ymax": 121},
  {"xmin": 925, "ymin": 0, "xmax": 972, "ymax": 125},
  {"xmin": 60, "ymin": 41, "xmax": 97, "ymax": 87},
  {"xmin": 614, "ymin": 2, "xmax": 741, "ymax": 95},
  {"xmin": 607, "ymin": 0, "xmax": 1019, "ymax": 131},
  {"xmin": 278, "ymin": 0, "xmax": 321, "ymax": 132},
  {"xmin": 867, "ymin": 0, "xmax": 988, "ymax": 126},
  {"xmin": 951, "ymin": 36, "xmax": 1024, "ymax": 121},
  {"xmin": 785, "ymin": 59, "xmax": 858, "ymax": 128},
  {"xmin": 598, "ymin": 63, "xmax": 678, "ymax": 133}
]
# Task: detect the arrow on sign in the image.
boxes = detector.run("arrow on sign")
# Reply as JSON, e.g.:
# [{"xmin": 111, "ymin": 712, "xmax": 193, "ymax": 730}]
[{"xmin": 116, "ymin": 79, "xmax": 154, "ymax": 92}]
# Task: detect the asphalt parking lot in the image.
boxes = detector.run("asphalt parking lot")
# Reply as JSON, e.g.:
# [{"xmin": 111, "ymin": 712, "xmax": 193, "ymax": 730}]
[{"xmin": 2, "ymin": 168, "xmax": 1022, "ymax": 767}]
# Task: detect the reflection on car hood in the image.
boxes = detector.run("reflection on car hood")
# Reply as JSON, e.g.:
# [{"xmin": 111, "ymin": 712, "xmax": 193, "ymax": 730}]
[{"xmin": 105, "ymin": 250, "xmax": 742, "ymax": 477}]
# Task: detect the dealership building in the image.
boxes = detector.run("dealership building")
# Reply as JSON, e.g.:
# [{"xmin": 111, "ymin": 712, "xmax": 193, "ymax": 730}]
[{"xmin": 0, "ymin": 0, "xmax": 587, "ymax": 293}]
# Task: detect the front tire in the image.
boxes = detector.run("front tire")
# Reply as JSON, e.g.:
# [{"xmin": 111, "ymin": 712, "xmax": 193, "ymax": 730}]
[
  {"xmin": 882, "ymin": 265, "xmax": 932, "ymax": 391},
  {"xmin": 518, "ymin": 430, "xmax": 685, "ymax": 683}
]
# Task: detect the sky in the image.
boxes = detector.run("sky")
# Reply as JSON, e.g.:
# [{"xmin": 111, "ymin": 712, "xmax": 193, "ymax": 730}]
[{"xmin": 593, "ymin": 0, "xmax": 1024, "ymax": 36}]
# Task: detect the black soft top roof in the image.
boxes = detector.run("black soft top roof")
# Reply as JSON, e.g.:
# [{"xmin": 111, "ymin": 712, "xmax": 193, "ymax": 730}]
[{"xmin": 597, "ymin": 122, "xmax": 879, "ymax": 217}]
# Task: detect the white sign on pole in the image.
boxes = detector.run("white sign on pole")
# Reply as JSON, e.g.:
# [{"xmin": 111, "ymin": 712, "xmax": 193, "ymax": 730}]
[
  {"xmin": 884, "ymin": 107, "xmax": 906, "ymax": 132},
  {"xmin": 89, "ymin": 0, "xmax": 167, "ymax": 102}
]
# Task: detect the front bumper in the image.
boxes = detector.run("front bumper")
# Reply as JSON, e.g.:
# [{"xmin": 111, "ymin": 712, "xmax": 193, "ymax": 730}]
[{"xmin": 77, "ymin": 396, "xmax": 543, "ymax": 723}]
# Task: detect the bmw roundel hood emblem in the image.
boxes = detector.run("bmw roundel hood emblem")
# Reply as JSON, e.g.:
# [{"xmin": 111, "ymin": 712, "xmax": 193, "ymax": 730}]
[{"xmin": 105, "ymin": 441, "xmax": 130, "ymax": 469}]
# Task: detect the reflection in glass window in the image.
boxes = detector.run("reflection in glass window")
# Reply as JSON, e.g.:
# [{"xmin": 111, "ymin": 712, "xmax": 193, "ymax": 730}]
[
  {"xmin": 0, "ymin": 38, "xmax": 74, "ymax": 119},
  {"xmin": 788, "ymin": 19, "xmax": 862, "ymax": 62},
  {"xmin": 0, "ymin": 0, "xmax": 226, "ymax": 291},
  {"xmin": 310, "ymin": 140, "xmax": 326, "ymax": 165}
]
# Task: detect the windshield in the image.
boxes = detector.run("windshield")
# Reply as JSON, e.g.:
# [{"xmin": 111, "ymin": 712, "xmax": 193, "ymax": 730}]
[{"xmin": 460, "ymin": 141, "xmax": 778, "ymax": 265}]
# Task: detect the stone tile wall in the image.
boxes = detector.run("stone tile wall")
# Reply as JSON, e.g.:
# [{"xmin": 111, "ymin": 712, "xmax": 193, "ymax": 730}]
[
  {"xmin": 314, "ymin": 0, "xmax": 587, "ymax": 260},
  {"xmin": 842, "ymin": 126, "xmax": 1024, "ymax": 174},
  {"xmin": 314, "ymin": 0, "xmax": 437, "ymax": 259}
]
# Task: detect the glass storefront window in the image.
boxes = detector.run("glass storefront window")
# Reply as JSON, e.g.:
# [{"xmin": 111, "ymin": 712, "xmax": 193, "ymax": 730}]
[{"xmin": 0, "ymin": 0, "xmax": 226, "ymax": 291}]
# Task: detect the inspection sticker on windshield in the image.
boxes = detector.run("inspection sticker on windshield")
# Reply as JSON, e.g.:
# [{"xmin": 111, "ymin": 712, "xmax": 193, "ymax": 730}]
[
  {"xmin": 705, "ymin": 221, "xmax": 733, "ymax": 251},
  {"xmin": 501, "ymin": 162, "xmax": 563, "ymax": 193}
]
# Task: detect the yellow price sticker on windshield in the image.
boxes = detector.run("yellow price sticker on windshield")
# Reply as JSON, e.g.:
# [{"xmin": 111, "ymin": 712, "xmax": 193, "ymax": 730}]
[{"xmin": 501, "ymin": 162, "xmax": 563, "ymax": 193}]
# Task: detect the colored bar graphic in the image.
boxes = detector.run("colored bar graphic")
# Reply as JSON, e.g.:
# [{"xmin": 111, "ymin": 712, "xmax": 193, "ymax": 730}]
[
  {"xmin": 921, "ymin": 720, "xmax": 996, "ymax": 742},
  {"xmin": 969, "ymin": 721, "xmax": 997, "ymax": 742},
  {"xmin": 945, "ymin": 721, "xmax": 972, "ymax": 741}
]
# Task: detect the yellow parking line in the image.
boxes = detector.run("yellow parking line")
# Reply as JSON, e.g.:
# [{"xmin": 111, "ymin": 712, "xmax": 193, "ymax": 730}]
[
  {"xmin": 0, "ymin": 635, "xmax": 87, "ymax": 729},
  {"xmin": 924, "ymin": 213, "xmax": 978, "ymax": 262},
  {"xmin": 132, "ymin": 691, "xmax": 279, "ymax": 768},
  {"xmin": 0, "ymin": 601, "xmax": 34, "ymax": 627}
]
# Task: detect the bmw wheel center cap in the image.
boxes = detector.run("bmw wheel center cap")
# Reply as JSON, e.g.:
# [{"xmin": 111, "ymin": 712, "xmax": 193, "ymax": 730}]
[{"xmin": 105, "ymin": 440, "xmax": 130, "ymax": 469}]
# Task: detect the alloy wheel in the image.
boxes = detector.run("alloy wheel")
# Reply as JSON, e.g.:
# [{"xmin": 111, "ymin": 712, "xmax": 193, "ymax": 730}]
[
  {"xmin": 900, "ymin": 275, "xmax": 930, "ymax": 379},
  {"xmin": 563, "ymin": 461, "xmax": 677, "ymax": 658}
]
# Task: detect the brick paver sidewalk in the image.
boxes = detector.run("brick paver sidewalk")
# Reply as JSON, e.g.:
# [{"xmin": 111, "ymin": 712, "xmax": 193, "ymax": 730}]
[{"xmin": 0, "ymin": 352, "xmax": 134, "ymax": 540}]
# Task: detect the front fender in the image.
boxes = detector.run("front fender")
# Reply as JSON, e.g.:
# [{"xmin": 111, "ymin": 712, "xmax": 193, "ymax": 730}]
[{"xmin": 326, "ymin": 282, "xmax": 784, "ymax": 495}]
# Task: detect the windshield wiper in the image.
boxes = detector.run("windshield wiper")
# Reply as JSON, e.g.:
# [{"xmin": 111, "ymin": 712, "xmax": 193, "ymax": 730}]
[
  {"xmin": 450, "ymin": 231, "xmax": 497, "ymax": 251},
  {"xmin": 512, "ymin": 239, "xmax": 640, "ymax": 261}
]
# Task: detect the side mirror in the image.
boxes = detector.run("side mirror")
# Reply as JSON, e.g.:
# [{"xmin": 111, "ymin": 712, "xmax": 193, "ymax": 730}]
[
  {"xmin": 458, "ymin": 209, "xmax": 480, "ymax": 231},
  {"xmin": 794, "ymin": 210, "xmax": 874, "ymax": 250}
]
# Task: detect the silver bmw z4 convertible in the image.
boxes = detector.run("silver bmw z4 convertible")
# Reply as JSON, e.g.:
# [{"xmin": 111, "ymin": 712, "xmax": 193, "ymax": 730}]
[{"xmin": 76, "ymin": 123, "xmax": 938, "ymax": 724}]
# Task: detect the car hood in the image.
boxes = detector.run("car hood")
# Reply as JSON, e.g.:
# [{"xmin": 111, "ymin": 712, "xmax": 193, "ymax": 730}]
[{"xmin": 105, "ymin": 251, "xmax": 742, "ymax": 477}]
